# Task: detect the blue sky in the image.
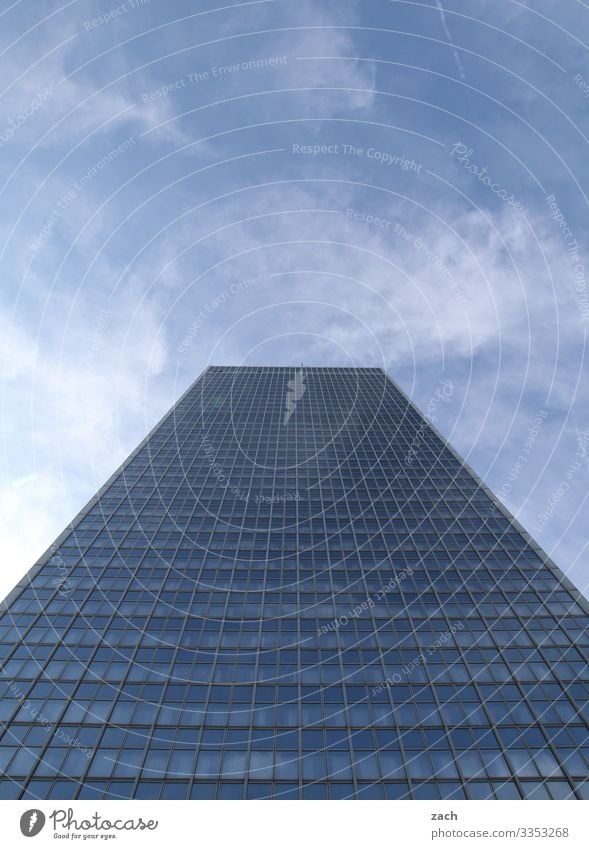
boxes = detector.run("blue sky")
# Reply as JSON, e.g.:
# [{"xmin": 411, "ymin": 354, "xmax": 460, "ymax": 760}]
[{"xmin": 1, "ymin": 0, "xmax": 588, "ymax": 601}]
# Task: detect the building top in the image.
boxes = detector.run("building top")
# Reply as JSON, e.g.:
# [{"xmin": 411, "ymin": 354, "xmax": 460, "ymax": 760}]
[{"xmin": 206, "ymin": 365, "xmax": 387, "ymax": 372}]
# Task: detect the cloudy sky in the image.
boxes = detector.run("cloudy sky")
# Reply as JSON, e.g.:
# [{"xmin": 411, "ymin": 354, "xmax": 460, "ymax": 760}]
[{"xmin": 1, "ymin": 0, "xmax": 588, "ymax": 601}]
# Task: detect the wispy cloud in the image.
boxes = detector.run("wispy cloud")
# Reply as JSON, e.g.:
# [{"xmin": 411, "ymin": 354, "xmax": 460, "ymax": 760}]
[{"xmin": 435, "ymin": 1, "xmax": 466, "ymax": 81}]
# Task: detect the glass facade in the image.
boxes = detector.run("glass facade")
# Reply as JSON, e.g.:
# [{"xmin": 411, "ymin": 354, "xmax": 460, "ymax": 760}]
[{"xmin": 0, "ymin": 365, "xmax": 588, "ymax": 800}]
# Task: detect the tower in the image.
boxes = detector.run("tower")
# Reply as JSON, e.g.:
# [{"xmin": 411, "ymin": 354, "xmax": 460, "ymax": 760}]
[{"xmin": 0, "ymin": 366, "xmax": 587, "ymax": 800}]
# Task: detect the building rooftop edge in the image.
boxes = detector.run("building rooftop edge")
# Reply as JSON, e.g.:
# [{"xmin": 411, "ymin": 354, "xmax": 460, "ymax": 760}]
[{"xmin": 206, "ymin": 365, "xmax": 386, "ymax": 370}]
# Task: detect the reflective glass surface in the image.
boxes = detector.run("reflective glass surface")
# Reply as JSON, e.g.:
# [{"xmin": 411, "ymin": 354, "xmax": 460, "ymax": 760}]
[{"xmin": 0, "ymin": 366, "xmax": 588, "ymax": 800}]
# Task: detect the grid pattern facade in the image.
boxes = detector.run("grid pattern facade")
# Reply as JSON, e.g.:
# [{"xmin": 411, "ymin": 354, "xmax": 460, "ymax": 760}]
[{"xmin": 0, "ymin": 365, "xmax": 588, "ymax": 800}]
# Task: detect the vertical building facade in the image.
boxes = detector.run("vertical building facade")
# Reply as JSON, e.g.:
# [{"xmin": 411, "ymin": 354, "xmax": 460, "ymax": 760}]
[{"xmin": 0, "ymin": 366, "xmax": 588, "ymax": 800}]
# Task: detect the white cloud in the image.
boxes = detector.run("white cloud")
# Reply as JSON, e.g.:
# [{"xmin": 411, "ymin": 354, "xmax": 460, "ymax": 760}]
[{"xmin": 0, "ymin": 282, "xmax": 171, "ymax": 601}]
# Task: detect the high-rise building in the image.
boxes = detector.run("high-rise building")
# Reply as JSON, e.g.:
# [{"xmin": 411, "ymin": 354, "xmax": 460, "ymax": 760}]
[{"xmin": 1, "ymin": 366, "xmax": 588, "ymax": 800}]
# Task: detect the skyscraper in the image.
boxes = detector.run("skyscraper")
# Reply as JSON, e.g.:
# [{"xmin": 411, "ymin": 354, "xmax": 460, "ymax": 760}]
[{"xmin": 1, "ymin": 365, "xmax": 588, "ymax": 800}]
